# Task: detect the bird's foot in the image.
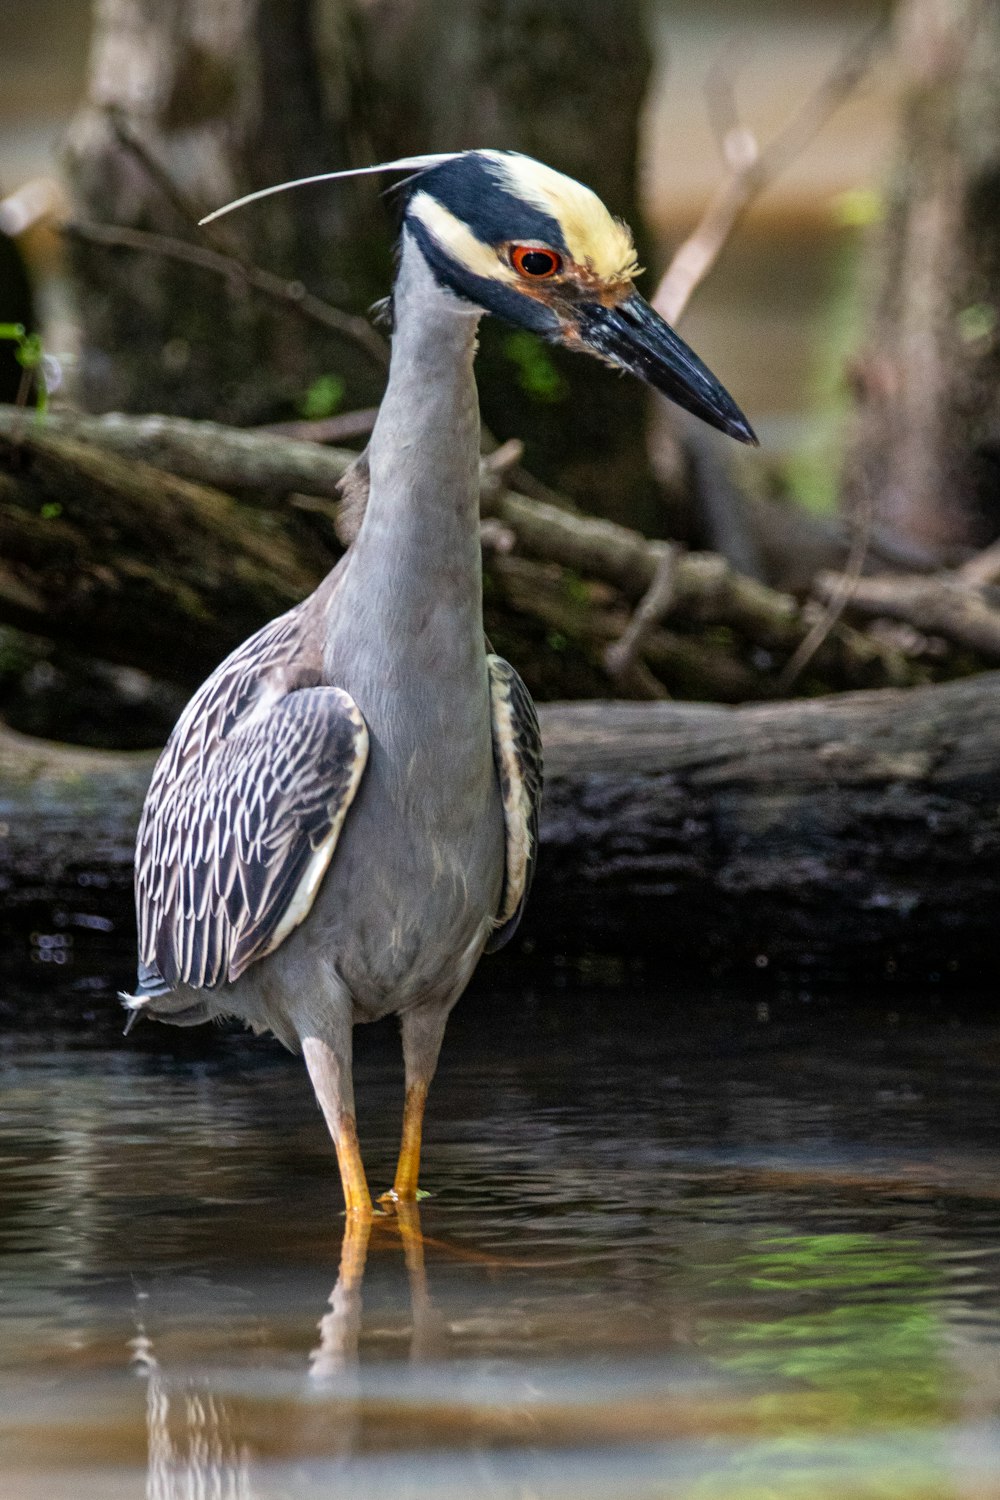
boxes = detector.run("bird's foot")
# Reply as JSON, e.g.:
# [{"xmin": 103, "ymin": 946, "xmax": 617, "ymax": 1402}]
[{"xmin": 376, "ymin": 1187, "xmax": 431, "ymax": 1209}]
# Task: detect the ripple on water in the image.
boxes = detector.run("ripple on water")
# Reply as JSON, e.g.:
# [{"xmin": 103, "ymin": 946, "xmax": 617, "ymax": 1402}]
[{"xmin": 2, "ymin": 980, "xmax": 1000, "ymax": 1497}]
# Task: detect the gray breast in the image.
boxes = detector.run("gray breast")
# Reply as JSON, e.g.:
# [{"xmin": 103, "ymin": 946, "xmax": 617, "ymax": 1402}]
[{"xmin": 302, "ymin": 645, "xmax": 505, "ymax": 1018}]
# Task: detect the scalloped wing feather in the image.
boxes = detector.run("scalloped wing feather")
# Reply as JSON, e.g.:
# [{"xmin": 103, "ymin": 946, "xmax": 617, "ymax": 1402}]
[{"xmin": 134, "ymin": 604, "xmax": 368, "ymax": 994}]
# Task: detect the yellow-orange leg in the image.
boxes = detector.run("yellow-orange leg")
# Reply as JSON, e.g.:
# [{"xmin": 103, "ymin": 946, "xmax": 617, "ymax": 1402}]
[
  {"xmin": 334, "ymin": 1111, "xmax": 373, "ymax": 1217},
  {"xmin": 378, "ymin": 1081, "xmax": 429, "ymax": 1204},
  {"xmin": 302, "ymin": 1034, "xmax": 372, "ymax": 1217}
]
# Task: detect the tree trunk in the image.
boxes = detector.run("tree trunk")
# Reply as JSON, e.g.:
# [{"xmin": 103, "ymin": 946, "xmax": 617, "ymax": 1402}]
[
  {"xmin": 63, "ymin": 0, "xmax": 659, "ymax": 529},
  {"xmin": 845, "ymin": 0, "xmax": 1000, "ymax": 550},
  {"xmin": 3, "ymin": 672, "xmax": 999, "ymax": 986},
  {"xmin": 355, "ymin": 0, "xmax": 659, "ymax": 529},
  {"xmin": 63, "ymin": 0, "xmax": 388, "ymax": 422}
]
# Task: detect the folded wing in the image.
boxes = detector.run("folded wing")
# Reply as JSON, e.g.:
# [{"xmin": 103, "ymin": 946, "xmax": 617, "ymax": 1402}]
[{"xmin": 135, "ymin": 676, "xmax": 368, "ymax": 995}]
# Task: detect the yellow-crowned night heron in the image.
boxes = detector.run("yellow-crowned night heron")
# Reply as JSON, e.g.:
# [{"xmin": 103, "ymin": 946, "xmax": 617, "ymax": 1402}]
[{"xmin": 125, "ymin": 150, "xmax": 755, "ymax": 1216}]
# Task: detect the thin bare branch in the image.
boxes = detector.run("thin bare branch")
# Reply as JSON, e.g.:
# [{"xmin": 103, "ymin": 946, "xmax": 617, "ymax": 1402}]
[
  {"xmin": 778, "ymin": 481, "xmax": 874, "ymax": 692},
  {"xmin": 604, "ymin": 545, "xmax": 680, "ymax": 690},
  {"xmin": 814, "ymin": 569, "xmax": 1000, "ymax": 661},
  {"xmin": 653, "ymin": 22, "xmax": 887, "ymax": 325},
  {"xmin": 704, "ymin": 35, "xmax": 760, "ymax": 172},
  {"xmin": 64, "ymin": 221, "xmax": 390, "ymax": 370},
  {"xmin": 256, "ymin": 409, "xmax": 380, "ymax": 444},
  {"xmin": 957, "ymin": 538, "xmax": 1000, "ymax": 590},
  {"xmin": 105, "ymin": 107, "xmax": 207, "ymax": 236}
]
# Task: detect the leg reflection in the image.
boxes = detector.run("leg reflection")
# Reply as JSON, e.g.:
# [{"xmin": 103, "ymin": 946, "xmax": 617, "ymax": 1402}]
[
  {"xmin": 309, "ymin": 1211, "xmax": 373, "ymax": 1381},
  {"xmin": 309, "ymin": 1203, "xmax": 448, "ymax": 1380},
  {"xmin": 134, "ymin": 1209, "xmax": 451, "ymax": 1493},
  {"xmin": 395, "ymin": 1200, "xmax": 448, "ymax": 1364}
]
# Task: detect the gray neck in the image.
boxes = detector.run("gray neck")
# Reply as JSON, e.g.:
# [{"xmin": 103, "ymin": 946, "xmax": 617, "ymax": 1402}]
[
  {"xmin": 324, "ymin": 231, "xmax": 486, "ymax": 722},
  {"xmin": 362, "ymin": 230, "xmax": 482, "ymax": 567}
]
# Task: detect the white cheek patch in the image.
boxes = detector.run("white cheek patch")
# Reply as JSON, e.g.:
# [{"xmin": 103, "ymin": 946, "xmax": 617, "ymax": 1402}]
[{"xmin": 408, "ymin": 192, "xmax": 519, "ymax": 286}]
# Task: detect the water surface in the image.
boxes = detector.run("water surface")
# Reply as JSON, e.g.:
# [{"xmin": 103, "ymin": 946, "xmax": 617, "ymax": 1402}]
[{"xmin": 2, "ymin": 974, "xmax": 1000, "ymax": 1498}]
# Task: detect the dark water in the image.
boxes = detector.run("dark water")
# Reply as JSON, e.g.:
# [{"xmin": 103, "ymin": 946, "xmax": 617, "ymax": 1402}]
[{"xmin": 3, "ymin": 970, "xmax": 1000, "ymax": 1499}]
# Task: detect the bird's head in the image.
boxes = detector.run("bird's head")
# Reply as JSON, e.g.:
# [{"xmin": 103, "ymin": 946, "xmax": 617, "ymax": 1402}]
[
  {"xmin": 399, "ymin": 150, "xmax": 754, "ymax": 445},
  {"xmin": 201, "ymin": 148, "xmax": 755, "ymax": 444}
]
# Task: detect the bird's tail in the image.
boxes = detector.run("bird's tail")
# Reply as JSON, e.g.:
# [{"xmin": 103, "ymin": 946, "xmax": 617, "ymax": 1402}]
[{"xmin": 119, "ymin": 986, "xmax": 215, "ymax": 1034}]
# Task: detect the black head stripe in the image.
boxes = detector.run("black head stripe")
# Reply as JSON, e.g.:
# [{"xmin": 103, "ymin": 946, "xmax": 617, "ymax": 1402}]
[
  {"xmin": 411, "ymin": 152, "xmax": 567, "ymax": 253},
  {"xmin": 406, "ymin": 217, "xmax": 560, "ymax": 336}
]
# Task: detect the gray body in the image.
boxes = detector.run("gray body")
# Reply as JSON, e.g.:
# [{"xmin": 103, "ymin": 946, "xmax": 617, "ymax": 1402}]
[
  {"xmin": 252, "ymin": 244, "xmax": 505, "ymax": 1058},
  {"xmin": 131, "ymin": 239, "xmax": 517, "ymax": 1104},
  {"xmin": 129, "ymin": 147, "xmax": 753, "ymax": 1203}
]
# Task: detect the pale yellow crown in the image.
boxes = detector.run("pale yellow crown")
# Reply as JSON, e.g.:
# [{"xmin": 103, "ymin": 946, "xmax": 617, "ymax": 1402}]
[{"xmin": 409, "ymin": 151, "xmax": 640, "ymax": 289}]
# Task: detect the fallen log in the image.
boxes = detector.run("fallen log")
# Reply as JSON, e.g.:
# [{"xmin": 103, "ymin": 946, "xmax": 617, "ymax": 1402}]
[
  {"xmin": 3, "ymin": 670, "xmax": 999, "ymax": 988},
  {"xmin": 0, "ymin": 413, "xmax": 928, "ymax": 700},
  {"xmin": 0, "ymin": 405, "xmax": 356, "ymax": 501},
  {"xmin": 0, "ymin": 427, "xmax": 325, "ymax": 684}
]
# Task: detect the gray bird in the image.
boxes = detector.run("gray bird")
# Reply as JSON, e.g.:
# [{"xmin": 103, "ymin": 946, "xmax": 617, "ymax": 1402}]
[{"xmin": 125, "ymin": 149, "xmax": 754, "ymax": 1216}]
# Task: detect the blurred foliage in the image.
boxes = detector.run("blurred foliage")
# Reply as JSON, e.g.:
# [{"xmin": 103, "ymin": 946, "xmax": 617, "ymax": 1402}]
[
  {"xmin": 502, "ymin": 331, "xmax": 570, "ymax": 404},
  {"xmin": 683, "ymin": 1229, "xmax": 955, "ymax": 1499},
  {"xmin": 780, "ymin": 229, "xmax": 869, "ymax": 516},
  {"xmin": 0, "ymin": 322, "xmax": 47, "ymax": 412},
  {"xmin": 297, "ymin": 372, "xmax": 346, "ymax": 421}
]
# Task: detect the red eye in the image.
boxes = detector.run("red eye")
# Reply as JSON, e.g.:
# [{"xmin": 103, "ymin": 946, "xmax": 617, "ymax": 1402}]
[{"xmin": 511, "ymin": 245, "xmax": 562, "ymax": 279}]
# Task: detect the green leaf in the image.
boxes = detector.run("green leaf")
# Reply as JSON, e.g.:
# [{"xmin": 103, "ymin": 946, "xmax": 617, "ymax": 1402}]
[
  {"xmin": 957, "ymin": 302, "xmax": 997, "ymax": 344},
  {"xmin": 502, "ymin": 331, "xmax": 568, "ymax": 403},
  {"xmin": 562, "ymin": 571, "xmax": 590, "ymax": 605},
  {"xmin": 299, "ymin": 372, "xmax": 346, "ymax": 421},
  {"xmin": 16, "ymin": 332, "xmax": 43, "ymax": 369}
]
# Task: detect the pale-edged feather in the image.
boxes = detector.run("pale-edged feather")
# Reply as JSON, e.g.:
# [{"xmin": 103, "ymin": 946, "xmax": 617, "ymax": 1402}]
[
  {"xmin": 134, "ymin": 600, "xmax": 368, "ymax": 995},
  {"xmin": 485, "ymin": 654, "xmax": 543, "ymax": 952}
]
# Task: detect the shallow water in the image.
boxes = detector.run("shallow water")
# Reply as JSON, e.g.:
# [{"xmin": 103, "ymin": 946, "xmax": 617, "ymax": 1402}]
[{"xmin": 2, "ymin": 974, "xmax": 1000, "ymax": 1499}]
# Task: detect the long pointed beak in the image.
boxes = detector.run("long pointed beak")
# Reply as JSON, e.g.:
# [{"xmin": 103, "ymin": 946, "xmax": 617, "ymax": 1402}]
[{"xmin": 574, "ymin": 293, "xmax": 758, "ymax": 446}]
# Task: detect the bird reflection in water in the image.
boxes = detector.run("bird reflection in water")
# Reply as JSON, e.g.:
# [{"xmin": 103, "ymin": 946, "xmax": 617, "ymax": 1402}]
[
  {"xmin": 130, "ymin": 1323, "xmax": 253, "ymax": 1499},
  {"xmin": 310, "ymin": 1201, "xmax": 447, "ymax": 1379},
  {"xmin": 131, "ymin": 1204, "xmax": 443, "ymax": 1497}
]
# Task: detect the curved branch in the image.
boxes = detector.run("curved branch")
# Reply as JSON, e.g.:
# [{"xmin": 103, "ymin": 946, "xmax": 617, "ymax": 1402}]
[
  {"xmin": 653, "ymin": 22, "xmax": 888, "ymax": 325},
  {"xmin": 63, "ymin": 221, "xmax": 390, "ymax": 370}
]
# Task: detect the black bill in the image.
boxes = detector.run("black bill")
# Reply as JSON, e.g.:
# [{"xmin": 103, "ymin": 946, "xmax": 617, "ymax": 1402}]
[{"xmin": 575, "ymin": 293, "xmax": 758, "ymax": 446}]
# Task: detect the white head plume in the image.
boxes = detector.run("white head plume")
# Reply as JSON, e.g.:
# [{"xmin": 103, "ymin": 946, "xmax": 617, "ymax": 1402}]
[{"xmin": 198, "ymin": 154, "xmax": 461, "ymax": 226}]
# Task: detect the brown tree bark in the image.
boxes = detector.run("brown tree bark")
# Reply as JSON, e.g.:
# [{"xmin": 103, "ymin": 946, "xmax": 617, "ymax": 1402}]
[
  {"xmin": 64, "ymin": 0, "xmax": 659, "ymax": 528},
  {"xmin": 845, "ymin": 0, "xmax": 1000, "ymax": 550},
  {"xmin": 354, "ymin": 0, "xmax": 659, "ymax": 529},
  {"xmin": 63, "ymin": 0, "xmax": 388, "ymax": 422}
]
